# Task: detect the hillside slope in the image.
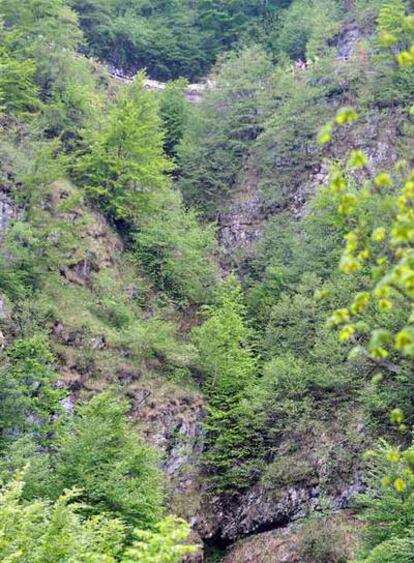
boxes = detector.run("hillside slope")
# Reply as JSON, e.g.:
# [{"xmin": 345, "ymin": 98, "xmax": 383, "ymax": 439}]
[{"xmin": 2, "ymin": 1, "xmax": 414, "ymax": 562}]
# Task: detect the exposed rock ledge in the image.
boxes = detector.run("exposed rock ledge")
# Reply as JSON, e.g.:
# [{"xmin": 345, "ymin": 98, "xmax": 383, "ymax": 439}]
[
  {"xmin": 195, "ymin": 474, "xmax": 364, "ymax": 544},
  {"xmin": 107, "ymin": 65, "xmax": 214, "ymax": 104},
  {"xmin": 0, "ymin": 190, "xmax": 17, "ymax": 240}
]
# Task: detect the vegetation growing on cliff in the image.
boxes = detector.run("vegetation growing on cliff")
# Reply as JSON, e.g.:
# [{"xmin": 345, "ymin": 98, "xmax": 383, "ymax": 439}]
[{"xmin": 3, "ymin": 0, "xmax": 414, "ymax": 561}]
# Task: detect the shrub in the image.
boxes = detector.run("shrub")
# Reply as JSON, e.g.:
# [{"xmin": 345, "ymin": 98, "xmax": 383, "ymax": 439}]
[
  {"xmin": 298, "ymin": 515, "xmax": 356, "ymax": 563},
  {"xmin": 133, "ymin": 190, "xmax": 217, "ymax": 304},
  {"xmin": 0, "ymin": 473, "xmax": 198, "ymax": 562},
  {"xmin": 0, "ymin": 336, "xmax": 62, "ymax": 449},
  {"xmin": 52, "ymin": 392, "xmax": 165, "ymax": 529},
  {"xmin": 0, "ymin": 474, "xmax": 126, "ymax": 562}
]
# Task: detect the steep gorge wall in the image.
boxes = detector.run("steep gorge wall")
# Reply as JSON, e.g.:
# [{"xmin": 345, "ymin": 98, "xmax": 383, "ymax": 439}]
[
  {"xmin": 2, "ymin": 18, "xmax": 408, "ymax": 563},
  {"xmin": 172, "ymin": 27, "xmax": 414, "ymax": 561}
]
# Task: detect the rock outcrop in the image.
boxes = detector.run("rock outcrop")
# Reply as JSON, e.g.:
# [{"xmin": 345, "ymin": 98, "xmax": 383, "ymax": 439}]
[
  {"xmin": 197, "ymin": 475, "xmax": 365, "ymax": 544},
  {"xmin": 131, "ymin": 381, "xmax": 206, "ymax": 521},
  {"xmin": 217, "ymin": 163, "xmax": 265, "ymax": 270},
  {"xmin": 0, "ymin": 190, "xmax": 17, "ymax": 240},
  {"xmin": 223, "ymin": 512, "xmax": 359, "ymax": 563},
  {"xmin": 107, "ymin": 66, "xmax": 213, "ymax": 104}
]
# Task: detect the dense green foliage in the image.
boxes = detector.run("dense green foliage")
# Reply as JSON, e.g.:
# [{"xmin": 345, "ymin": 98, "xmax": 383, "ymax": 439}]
[
  {"xmin": 274, "ymin": 0, "xmax": 342, "ymax": 60},
  {"xmin": 53, "ymin": 393, "xmax": 164, "ymax": 529},
  {"xmin": 0, "ymin": 0, "xmax": 209, "ymax": 557},
  {"xmin": 179, "ymin": 46, "xmax": 272, "ymax": 216},
  {"xmin": 0, "ymin": 393, "xmax": 164, "ymax": 529},
  {"xmin": 68, "ymin": 0, "xmax": 293, "ymax": 80},
  {"xmin": 75, "ymin": 74, "xmax": 172, "ymax": 222},
  {"xmin": 0, "ymin": 476, "xmax": 126, "ymax": 562},
  {"xmin": 0, "ymin": 336, "xmax": 61, "ymax": 449},
  {"xmin": 159, "ymin": 79, "xmax": 188, "ymax": 158},
  {"xmin": 193, "ymin": 277, "xmax": 262, "ymax": 490},
  {"xmin": 3, "ymin": 0, "xmax": 414, "ymax": 560},
  {"xmin": 0, "ymin": 475, "xmax": 197, "ymax": 562}
]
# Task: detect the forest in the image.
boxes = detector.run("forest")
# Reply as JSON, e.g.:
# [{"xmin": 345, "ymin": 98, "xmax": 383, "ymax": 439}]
[{"xmin": 2, "ymin": 0, "xmax": 414, "ymax": 561}]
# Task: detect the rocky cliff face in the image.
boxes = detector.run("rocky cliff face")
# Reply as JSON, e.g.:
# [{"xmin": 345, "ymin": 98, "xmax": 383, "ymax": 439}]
[
  {"xmin": 128, "ymin": 369, "xmax": 367, "ymax": 560},
  {"xmin": 0, "ymin": 190, "xmax": 17, "ymax": 240},
  {"xmin": 131, "ymin": 381, "xmax": 206, "ymax": 518},
  {"xmin": 197, "ymin": 478, "xmax": 364, "ymax": 544},
  {"xmin": 218, "ymin": 164, "xmax": 264, "ymax": 263},
  {"xmin": 68, "ymin": 99, "xmax": 406, "ymax": 563},
  {"xmin": 151, "ymin": 100, "xmax": 409, "ymax": 563},
  {"xmin": 223, "ymin": 526, "xmax": 303, "ymax": 563},
  {"xmin": 217, "ymin": 105, "xmax": 409, "ymax": 270},
  {"xmin": 5, "ymin": 22, "xmax": 404, "ymax": 562}
]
